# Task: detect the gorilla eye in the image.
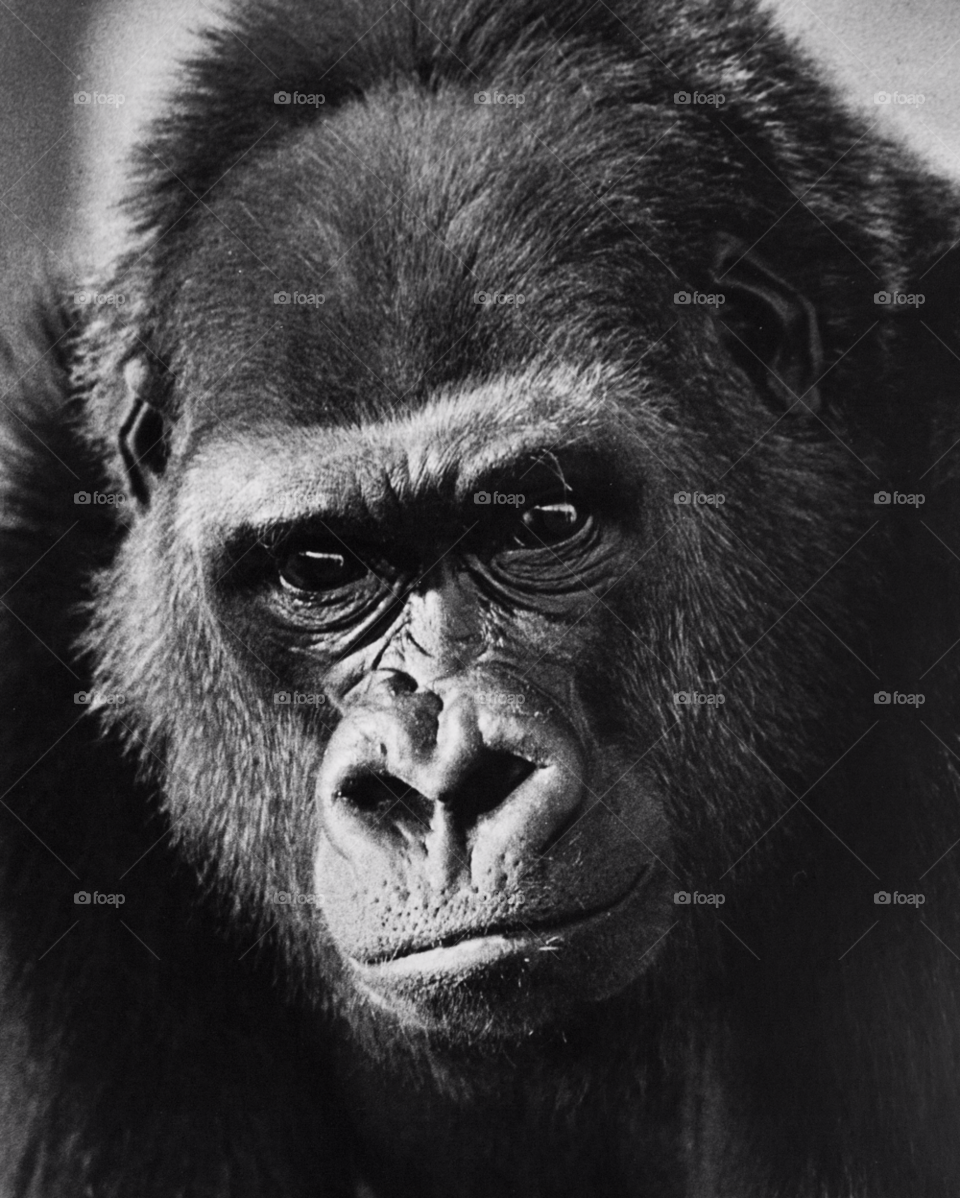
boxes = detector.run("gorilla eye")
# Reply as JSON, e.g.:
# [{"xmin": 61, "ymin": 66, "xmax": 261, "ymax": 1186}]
[
  {"xmin": 278, "ymin": 548, "xmax": 366, "ymax": 593},
  {"xmin": 514, "ymin": 502, "xmax": 588, "ymax": 548}
]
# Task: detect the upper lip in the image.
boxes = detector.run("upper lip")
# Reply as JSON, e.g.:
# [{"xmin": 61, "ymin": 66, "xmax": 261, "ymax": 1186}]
[{"xmin": 354, "ymin": 867, "xmax": 649, "ymax": 965}]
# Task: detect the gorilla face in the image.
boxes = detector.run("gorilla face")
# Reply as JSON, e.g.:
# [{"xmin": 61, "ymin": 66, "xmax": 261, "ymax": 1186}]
[{"xmin": 164, "ymin": 378, "xmax": 676, "ymax": 1037}]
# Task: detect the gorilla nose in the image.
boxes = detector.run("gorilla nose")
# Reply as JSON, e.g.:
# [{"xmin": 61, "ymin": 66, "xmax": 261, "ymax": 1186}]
[
  {"xmin": 316, "ymin": 685, "xmax": 587, "ymax": 887},
  {"xmin": 338, "ymin": 748, "xmax": 536, "ymax": 821}
]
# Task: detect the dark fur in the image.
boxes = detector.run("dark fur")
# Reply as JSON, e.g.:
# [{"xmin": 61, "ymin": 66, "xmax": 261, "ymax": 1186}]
[{"xmin": 2, "ymin": 0, "xmax": 960, "ymax": 1194}]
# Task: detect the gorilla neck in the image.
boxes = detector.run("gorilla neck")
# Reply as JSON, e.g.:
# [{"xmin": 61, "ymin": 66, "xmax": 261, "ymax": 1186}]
[{"xmin": 332, "ymin": 994, "xmax": 694, "ymax": 1198}]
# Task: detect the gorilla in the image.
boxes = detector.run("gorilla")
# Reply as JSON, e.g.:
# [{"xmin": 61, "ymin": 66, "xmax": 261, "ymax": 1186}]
[{"xmin": 1, "ymin": 0, "xmax": 960, "ymax": 1194}]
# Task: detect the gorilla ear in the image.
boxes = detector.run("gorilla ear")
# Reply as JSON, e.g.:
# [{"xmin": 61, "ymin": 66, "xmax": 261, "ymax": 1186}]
[
  {"xmin": 118, "ymin": 358, "xmax": 170, "ymax": 506},
  {"xmin": 712, "ymin": 236, "xmax": 823, "ymax": 415}
]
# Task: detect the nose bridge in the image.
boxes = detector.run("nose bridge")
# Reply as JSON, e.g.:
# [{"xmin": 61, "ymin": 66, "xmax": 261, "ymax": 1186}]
[
  {"xmin": 408, "ymin": 695, "xmax": 482, "ymax": 801},
  {"xmin": 384, "ymin": 571, "xmax": 482, "ymax": 683}
]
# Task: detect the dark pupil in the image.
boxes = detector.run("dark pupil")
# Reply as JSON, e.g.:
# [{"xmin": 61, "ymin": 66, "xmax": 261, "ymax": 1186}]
[
  {"xmin": 521, "ymin": 502, "xmax": 580, "ymax": 543},
  {"xmin": 281, "ymin": 550, "xmax": 351, "ymax": 591}
]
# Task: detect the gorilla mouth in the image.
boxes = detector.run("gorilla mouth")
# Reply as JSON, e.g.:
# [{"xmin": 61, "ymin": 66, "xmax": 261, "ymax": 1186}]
[{"xmin": 355, "ymin": 866, "xmax": 650, "ymax": 968}]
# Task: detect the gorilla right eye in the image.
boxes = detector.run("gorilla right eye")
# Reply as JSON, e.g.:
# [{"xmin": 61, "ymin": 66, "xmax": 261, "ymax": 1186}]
[{"xmin": 278, "ymin": 548, "xmax": 367, "ymax": 593}]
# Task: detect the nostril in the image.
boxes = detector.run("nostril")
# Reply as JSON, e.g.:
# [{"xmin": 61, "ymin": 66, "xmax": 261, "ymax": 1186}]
[
  {"xmin": 338, "ymin": 772, "xmax": 426, "ymax": 821},
  {"xmin": 496, "ymin": 753, "xmax": 537, "ymax": 796},
  {"xmin": 381, "ymin": 670, "xmax": 419, "ymax": 698},
  {"xmin": 445, "ymin": 751, "xmax": 536, "ymax": 822}
]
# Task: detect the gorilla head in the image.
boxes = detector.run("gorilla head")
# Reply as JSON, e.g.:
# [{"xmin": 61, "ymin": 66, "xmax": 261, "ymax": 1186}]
[{"xmin": 3, "ymin": 1, "xmax": 960, "ymax": 1194}]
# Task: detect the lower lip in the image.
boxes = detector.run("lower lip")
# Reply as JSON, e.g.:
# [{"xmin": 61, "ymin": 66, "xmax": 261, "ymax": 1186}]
[{"xmin": 350, "ymin": 869, "xmax": 649, "ymax": 979}]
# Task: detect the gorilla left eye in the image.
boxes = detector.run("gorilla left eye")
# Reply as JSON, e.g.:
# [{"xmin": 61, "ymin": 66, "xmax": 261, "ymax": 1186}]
[
  {"xmin": 278, "ymin": 549, "xmax": 366, "ymax": 593},
  {"xmin": 513, "ymin": 502, "xmax": 589, "ymax": 548}
]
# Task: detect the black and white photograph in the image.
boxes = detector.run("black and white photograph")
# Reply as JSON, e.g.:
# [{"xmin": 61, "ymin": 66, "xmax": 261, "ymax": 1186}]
[{"xmin": 1, "ymin": 0, "xmax": 960, "ymax": 1193}]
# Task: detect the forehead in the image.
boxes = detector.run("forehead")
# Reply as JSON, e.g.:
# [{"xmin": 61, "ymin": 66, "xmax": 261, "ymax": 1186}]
[
  {"xmin": 164, "ymin": 80, "xmax": 680, "ymax": 433},
  {"xmin": 176, "ymin": 362, "xmax": 637, "ymax": 523}
]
